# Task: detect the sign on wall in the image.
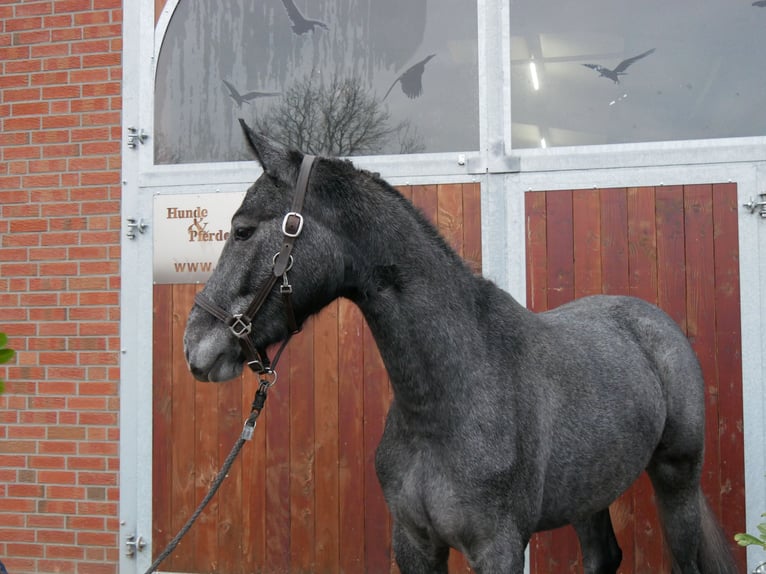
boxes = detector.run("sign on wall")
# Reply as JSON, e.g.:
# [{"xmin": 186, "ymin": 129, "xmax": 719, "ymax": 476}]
[{"xmin": 153, "ymin": 192, "xmax": 246, "ymax": 284}]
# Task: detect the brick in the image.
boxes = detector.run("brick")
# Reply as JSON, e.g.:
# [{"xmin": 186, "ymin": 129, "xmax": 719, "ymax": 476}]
[
  {"xmin": 12, "ymin": 29, "xmax": 51, "ymax": 44},
  {"xmin": 16, "ymin": 2, "xmax": 54, "ymax": 16},
  {"xmin": 47, "ymin": 485, "xmax": 85, "ymax": 499},
  {"xmin": 4, "ymin": 116, "xmax": 41, "ymax": 131},
  {"xmin": 73, "ymin": 10, "xmax": 108, "ymax": 24},
  {"xmin": 30, "ymin": 70, "xmax": 69, "ymax": 85},
  {"xmin": 42, "ymin": 543, "xmax": 82, "ymax": 559},
  {"xmin": 51, "ymin": 26, "xmax": 82, "ymax": 41},
  {"xmin": 5, "ymin": 59, "xmax": 42, "ymax": 73},
  {"xmin": 42, "ymin": 84, "xmax": 81, "ymax": 99},
  {"xmin": 42, "ymin": 143, "xmax": 80, "ymax": 157},
  {"xmin": 76, "ymin": 531, "xmax": 116, "ymax": 547},
  {"xmin": 37, "ymin": 529, "xmax": 76, "ymax": 544},
  {"xmin": 10, "ymin": 219, "xmax": 48, "ymax": 232},
  {"xmin": 6, "ymin": 543, "xmax": 44, "ymax": 558},
  {"xmin": 54, "ymin": 0, "xmax": 94, "ymax": 13},
  {"xmin": 7, "ymin": 484, "xmax": 45, "ymax": 498},
  {"xmin": 71, "ymin": 38, "xmax": 110, "ymax": 53},
  {"xmin": 30, "ymin": 41, "xmax": 69, "ymax": 57},
  {"xmin": 43, "ymin": 55, "xmax": 81, "ymax": 70},
  {"xmin": 4, "ymin": 18, "xmax": 42, "ymax": 32},
  {"xmin": 44, "ymin": 14, "xmax": 73, "ymax": 27},
  {"xmin": 0, "ymin": 528, "xmax": 36, "ymax": 543},
  {"xmin": 3, "ymin": 145, "xmax": 41, "ymax": 160}
]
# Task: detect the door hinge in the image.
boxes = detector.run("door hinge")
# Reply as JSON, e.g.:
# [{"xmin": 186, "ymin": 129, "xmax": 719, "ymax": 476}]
[
  {"xmin": 125, "ymin": 533, "xmax": 146, "ymax": 557},
  {"xmin": 127, "ymin": 126, "xmax": 149, "ymax": 149},
  {"xmin": 743, "ymin": 193, "xmax": 766, "ymax": 219},
  {"xmin": 126, "ymin": 217, "xmax": 148, "ymax": 239}
]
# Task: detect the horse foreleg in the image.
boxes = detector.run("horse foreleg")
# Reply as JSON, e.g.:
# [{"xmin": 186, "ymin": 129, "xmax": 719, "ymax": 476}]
[
  {"xmin": 573, "ymin": 509, "xmax": 622, "ymax": 574},
  {"xmin": 391, "ymin": 521, "xmax": 449, "ymax": 574},
  {"xmin": 464, "ymin": 523, "xmax": 527, "ymax": 574}
]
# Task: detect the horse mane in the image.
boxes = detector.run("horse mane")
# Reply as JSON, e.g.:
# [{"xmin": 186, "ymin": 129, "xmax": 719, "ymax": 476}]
[{"xmin": 317, "ymin": 157, "xmax": 473, "ymax": 272}]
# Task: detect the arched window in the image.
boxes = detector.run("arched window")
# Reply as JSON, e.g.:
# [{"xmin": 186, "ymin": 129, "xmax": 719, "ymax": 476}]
[{"xmin": 154, "ymin": 0, "xmax": 479, "ymax": 164}]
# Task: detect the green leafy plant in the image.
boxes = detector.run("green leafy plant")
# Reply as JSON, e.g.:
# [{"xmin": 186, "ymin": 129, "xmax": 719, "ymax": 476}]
[
  {"xmin": 0, "ymin": 332, "xmax": 14, "ymax": 394},
  {"xmin": 735, "ymin": 513, "xmax": 766, "ymax": 550}
]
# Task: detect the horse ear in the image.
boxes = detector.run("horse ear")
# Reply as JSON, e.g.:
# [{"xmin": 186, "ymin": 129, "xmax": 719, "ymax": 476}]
[{"xmin": 238, "ymin": 119, "xmax": 301, "ymax": 185}]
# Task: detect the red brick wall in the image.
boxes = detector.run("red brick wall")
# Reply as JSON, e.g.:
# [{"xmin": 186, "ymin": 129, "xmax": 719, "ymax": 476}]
[{"xmin": 0, "ymin": 1, "xmax": 122, "ymax": 572}]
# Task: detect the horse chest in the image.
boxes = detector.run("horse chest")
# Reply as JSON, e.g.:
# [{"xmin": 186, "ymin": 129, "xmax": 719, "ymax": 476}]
[{"xmin": 375, "ymin": 428, "xmax": 500, "ymax": 552}]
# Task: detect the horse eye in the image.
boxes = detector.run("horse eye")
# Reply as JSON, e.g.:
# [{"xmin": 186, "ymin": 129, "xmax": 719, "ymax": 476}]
[{"xmin": 233, "ymin": 226, "xmax": 255, "ymax": 241}]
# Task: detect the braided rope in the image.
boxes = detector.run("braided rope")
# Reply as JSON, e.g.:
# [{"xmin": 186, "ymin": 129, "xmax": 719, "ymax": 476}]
[{"xmin": 144, "ymin": 398, "xmax": 264, "ymax": 574}]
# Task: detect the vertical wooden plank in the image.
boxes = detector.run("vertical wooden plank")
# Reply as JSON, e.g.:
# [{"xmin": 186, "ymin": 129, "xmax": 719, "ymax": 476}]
[
  {"xmin": 542, "ymin": 190, "xmax": 580, "ymax": 572},
  {"xmin": 655, "ymin": 186, "xmax": 687, "ymax": 331},
  {"xmin": 363, "ymin": 325, "xmax": 393, "ymax": 574},
  {"xmin": 265, "ymin": 344, "xmax": 291, "ymax": 571},
  {"xmin": 545, "ymin": 190, "xmax": 574, "ymax": 310},
  {"xmin": 217, "ymin": 374, "xmax": 243, "ymax": 573},
  {"xmin": 572, "ymin": 189, "xmax": 602, "ymax": 298},
  {"xmin": 525, "ymin": 191, "xmax": 550, "ymax": 573},
  {"xmin": 151, "ymin": 284, "xmax": 173, "ymax": 563},
  {"xmin": 600, "ymin": 188, "xmax": 629, "ymax": 296},
  {"xmin": 462, "ymin": 183, "xmax": 482, "ymax": 274},
  {"xmin": 241, "ymin": 368, "xmax": 267, "ymax": 574},
  {"xmin": 525, "ymin": 191, "xmax": 548, "ymax": 313},
  {"xmin": 684, "ymin": 184, "xmax": 720, "ymax": 519},
  {"xmin": 627, "ymin": 186, "xmax": 658, "ymax": 304},
  {"xmin": 169, "ymin": 284, "xmax": 199, "ymax": 572},
  {"xmin": 338, "ymin": 299, "xmax": 366, "ymax": 574},
  {"xmin": 599, "ymin": 189, "xmax": 635, "ymax": 573},
  {"xmin": 194, "ymin": 353, "xmax": 220, "ymax": 571},
  {"xmin": 447, "ymin": 185, "xmax": 476, "ymax": 574},
  {"xmin": 411, "ymin": 184, "xmax": 438, "ymax": 226},
  {"xmin": 627, "ymin": 186, "xmax": 664, "ymax": 574},
  {"xmin": 289, "ymin": 320, "xmax": 316, "ymax": 572},
  {"xmin": 315, "ymin": 302, "xmax": 340, "ymax": 573},
  {"xmin": 711, "ymin": 183, "xmax": 747, "ymax": 572},
  {"xmin": 438, "ymin": 183, "xmax": 464, "ymax": 257}
]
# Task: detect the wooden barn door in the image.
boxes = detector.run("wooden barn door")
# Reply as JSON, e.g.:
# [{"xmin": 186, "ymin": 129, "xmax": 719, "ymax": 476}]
[
  {"xmin": 525, "ymin": 184, "xmax": 746, "ymax": 574},
  {"xmin": 151, "ymin": 183, "xmax": 481, "ymax": 574}
]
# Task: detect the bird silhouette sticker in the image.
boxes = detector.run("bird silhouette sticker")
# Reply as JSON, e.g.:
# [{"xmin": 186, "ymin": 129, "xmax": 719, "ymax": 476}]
[
  {"xmin": 280, "ymin": 0, "xmax": 328, "ymax": 35},
  {"xmin": 222, "ymin": 80, "xmax": 280, "ymax": 108},
  {"xmin": 582, "ymin": 48, "xmax": 656, "ymax": 84},
  {"xmin": 383, "ymin": 54, "xmax": 436, "ymax": 100}
]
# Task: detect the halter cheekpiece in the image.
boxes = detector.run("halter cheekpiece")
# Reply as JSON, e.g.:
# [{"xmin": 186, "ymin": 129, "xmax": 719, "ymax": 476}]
[{"xmin": 193, "ymin": 153, "xmax": 316, "ymax": 375}]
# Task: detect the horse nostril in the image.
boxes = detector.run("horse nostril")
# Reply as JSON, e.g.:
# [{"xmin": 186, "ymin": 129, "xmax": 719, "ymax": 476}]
[{"xmin": 189, "ymin": 363, "xmax": 207, "ymax": 380}]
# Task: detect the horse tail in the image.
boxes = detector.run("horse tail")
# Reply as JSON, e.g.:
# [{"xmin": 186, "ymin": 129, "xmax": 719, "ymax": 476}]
[{"xmin": 696, "ymin": 493, "xmax": 738, "ymax": 574}]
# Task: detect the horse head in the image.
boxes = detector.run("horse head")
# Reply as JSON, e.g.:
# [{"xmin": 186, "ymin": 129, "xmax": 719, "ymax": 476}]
[{"xmin": 183, "ymin": 120, "xmax": 349, "ymax": 382}]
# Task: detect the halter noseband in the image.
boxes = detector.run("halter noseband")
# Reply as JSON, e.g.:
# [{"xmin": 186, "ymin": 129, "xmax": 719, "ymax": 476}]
[{"xmin": 193, "ymin": 154, "xmax": 316, "ymax": 375}]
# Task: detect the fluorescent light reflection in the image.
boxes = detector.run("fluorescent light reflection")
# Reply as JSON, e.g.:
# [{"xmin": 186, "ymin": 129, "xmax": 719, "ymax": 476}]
[
  {"xmin": 540, "ymin": 137, "xmax": 547, "ymax": 148},
  {"xmin": 529, "ymin": 61, "xmax": 539, "ymax": 91}
]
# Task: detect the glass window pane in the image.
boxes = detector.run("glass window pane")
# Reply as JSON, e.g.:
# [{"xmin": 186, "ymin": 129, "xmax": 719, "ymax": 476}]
[
  {"xmin": 510, "ymin": 0, "xmax": 766, "ymax": 148},
  {"xmin": 155, "ymin": 0, "xmax": 478, "ymax": 164}
]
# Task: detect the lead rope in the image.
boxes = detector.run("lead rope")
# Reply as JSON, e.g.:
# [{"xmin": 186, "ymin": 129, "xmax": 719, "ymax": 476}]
[{"xmin": 143, "ymin": 371, "xmax": 277, "ymax": 574}]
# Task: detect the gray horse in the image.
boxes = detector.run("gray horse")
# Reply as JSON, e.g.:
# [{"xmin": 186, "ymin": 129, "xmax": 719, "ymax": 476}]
[{"xmin": 184, "ymin": 120, "xmax": 737, "ymax": 573}]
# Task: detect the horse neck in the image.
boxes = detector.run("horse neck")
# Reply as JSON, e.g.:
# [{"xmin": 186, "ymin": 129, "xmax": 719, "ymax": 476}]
[{"xmin": 343, "ymin": 193, "xmax": 490, "ymax": 419}]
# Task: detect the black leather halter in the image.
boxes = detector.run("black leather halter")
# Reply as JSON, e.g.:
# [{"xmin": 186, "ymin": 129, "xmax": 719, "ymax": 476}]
[{"xmin": 193, "ymin": 154, "xmax": 316, "ymax": 374}]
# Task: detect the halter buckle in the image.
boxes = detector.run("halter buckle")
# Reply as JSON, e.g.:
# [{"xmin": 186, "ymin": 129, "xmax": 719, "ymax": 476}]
[
  {"xmin": 282, "ymin": 212, "xmax": 304, "ymax": 238},
  {"xmin": 229, "ymin": 314, "xmax": 252, "ymax": 338}
]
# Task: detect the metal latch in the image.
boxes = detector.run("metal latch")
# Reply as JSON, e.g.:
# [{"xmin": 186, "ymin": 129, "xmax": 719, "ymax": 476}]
[
  {"xmin": 125, "ymin": 534, "xmax": 145, "ymax": 557},
  {"xmin": 743, "ymin": 193, "xmax": 766, "ymax": 219},
  {"xmin": 127, "ymin": 127, "xmax": 148, "ymax": 149},
  {"xmin": 126, "ymin": 217, "xmax": 148, "ymax": 239}
]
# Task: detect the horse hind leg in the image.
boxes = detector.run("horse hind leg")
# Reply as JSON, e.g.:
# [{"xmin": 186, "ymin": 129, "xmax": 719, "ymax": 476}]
[
  {"xmin": 647, "ymin": 453, "xmax": 737, "ymax": 574},
  {"xmin": 573, "ymin": 509, "xmax": 622, "ymax": 574}
]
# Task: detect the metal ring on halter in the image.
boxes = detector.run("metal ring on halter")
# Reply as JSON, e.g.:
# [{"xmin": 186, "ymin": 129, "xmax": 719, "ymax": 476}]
[
  {"xmin": 272, "ymin": 252, "xmax": 294, "ymax": 272},
  {"xmin": 229, "ymin": 314, "xmax": 252, "ymax": 338},
  {"xmin": 259, "ymin": 369, "xmax": 278, "ymax": 388}
]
